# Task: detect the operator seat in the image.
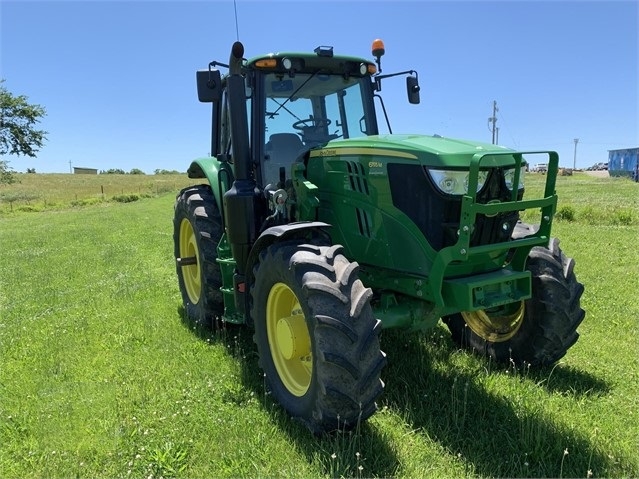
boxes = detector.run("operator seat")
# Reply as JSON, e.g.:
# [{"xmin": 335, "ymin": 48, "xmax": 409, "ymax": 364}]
[{"xmin": 264, "ymin": 133, "xmax": 304, "ymax": 186}]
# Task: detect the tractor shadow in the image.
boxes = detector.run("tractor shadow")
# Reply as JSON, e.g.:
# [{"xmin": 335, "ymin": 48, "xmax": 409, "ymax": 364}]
[
  {"xmin": 178, "ymin": 307, "xmax": 620, "ymax": 477},
  {"xmin": 177, "ymin": 306, "xmax": 400, "ymax": 477},
  {"xmin": 379, "ymin": 328, "xmax": 617, "ymax": 477},
  {"xmin": 524, "ymin": 362, "xmax": 611, "ymax": 397}
]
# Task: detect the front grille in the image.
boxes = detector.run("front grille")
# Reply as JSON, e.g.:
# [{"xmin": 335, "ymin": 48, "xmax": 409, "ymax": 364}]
[{"xmin": 387, "ymin": 164, "xmax": 521, "ymax": 251}]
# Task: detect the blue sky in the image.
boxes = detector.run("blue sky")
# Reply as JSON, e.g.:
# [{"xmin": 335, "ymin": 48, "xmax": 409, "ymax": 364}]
[{"xmin": 1, "ymin": 0, "xmax": 637, "ymax": 174}]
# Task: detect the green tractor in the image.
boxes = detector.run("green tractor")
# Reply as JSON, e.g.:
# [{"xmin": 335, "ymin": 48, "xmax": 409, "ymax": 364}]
[{"xmin": 174, "ymin": 40, "xmax": 584, "ymax": 433}]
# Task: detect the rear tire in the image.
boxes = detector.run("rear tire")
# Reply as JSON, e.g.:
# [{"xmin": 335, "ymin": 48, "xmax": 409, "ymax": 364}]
[
  {"xmin": 173, "ymin": 185, "xmax": 223, "ymax": 329},
  {"xmin": 251, "ymin": 242, "xmax": 386, "ymax": 433},
  {"xmin": 443, "ymin": 238, "xmax": 585, "ymax": 366}
]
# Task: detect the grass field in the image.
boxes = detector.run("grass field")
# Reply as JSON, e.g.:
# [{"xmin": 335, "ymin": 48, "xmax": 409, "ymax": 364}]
[
  {"xmin": 0, "ymin": 173, "xmax": 195, "ymax": 213},
  {"xmin": 1, "ymin": 172, "xmax": 638, "ymax": 478}
]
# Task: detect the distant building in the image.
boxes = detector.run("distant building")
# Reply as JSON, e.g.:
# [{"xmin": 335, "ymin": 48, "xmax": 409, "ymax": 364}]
[
  {"xmin": 608, "ymin": 148, "xmax": 639, "ymax": 181},
  {"xmin": 73, "ymin": 167, "xmax": 98, "ymax": 175}
]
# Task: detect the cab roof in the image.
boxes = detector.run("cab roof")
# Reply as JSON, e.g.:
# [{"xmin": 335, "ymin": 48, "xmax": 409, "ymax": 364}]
[{"xmin": 246, "ymin": 47, "xmax": 376, "ymax": 76}]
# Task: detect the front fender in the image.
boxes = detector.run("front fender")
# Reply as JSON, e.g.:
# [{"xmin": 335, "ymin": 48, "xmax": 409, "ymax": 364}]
[{"xmin": 245, "ymin": 222, "xmax": 332, "ymax": 287}]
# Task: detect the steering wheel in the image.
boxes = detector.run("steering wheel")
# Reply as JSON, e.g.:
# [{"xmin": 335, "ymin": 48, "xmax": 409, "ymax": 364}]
[{"xmin": 292, "ymin": 117, "xmax": 332, "ymax": 130}]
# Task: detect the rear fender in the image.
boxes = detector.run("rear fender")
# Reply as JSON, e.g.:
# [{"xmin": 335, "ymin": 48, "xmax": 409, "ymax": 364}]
[{"xmin": 187, "ymin": 157, "xmax": 234, "ymax": 213}]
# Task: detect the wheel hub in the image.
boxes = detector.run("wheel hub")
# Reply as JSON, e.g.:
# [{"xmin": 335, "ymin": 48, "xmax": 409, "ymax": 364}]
[
  {"xmin": 276, "ymin": 316, "xmax": 310, "ymax": 360},
  {"xmin": 267, "ymin": 283, "xmax": 312, "ymax": 396},
  {"xmin": 179, "ymin": 218, "xmax": 200, "ymax": 303},
  {"xmin": 461, "ymin": 301, "xmax": 525, "ymax": 342}
]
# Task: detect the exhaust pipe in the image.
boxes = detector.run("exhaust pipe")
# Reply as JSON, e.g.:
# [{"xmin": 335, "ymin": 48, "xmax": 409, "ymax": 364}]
[
  {"xmin": 223, "ymin": 41, "xmax": 261, "ymax": 277},
  {"xmin": 227, "ymin": 41, "xmax": 251, "ymax": 181}
]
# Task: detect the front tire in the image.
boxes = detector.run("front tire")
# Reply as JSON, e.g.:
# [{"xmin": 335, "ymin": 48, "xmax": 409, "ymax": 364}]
[
  {"xmin": 443, "ymin": 238, "xmax": 585, "ymax": 366},
  {"xmin": 173, "ymin": 185, "xmax": 223, "ymax": 329},
  {"xmin": 251, "ymin": 242, "xmax": 386, "ymax": 433}
]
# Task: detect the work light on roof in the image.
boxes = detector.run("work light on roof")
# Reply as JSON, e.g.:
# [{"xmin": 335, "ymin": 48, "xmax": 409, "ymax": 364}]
[{"xmin": 314, "ymin": 46, "xmax": 333, "ymax": 57}]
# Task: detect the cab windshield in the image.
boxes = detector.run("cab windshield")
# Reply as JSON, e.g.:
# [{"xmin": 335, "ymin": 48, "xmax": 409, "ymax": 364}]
[
  {"xmin": 260, "ymin": 72, "xmax": 372, "ymax": 185},
  {"xmin": 264, "ymin": 72, "xmax": 370, "ymax": 146}
]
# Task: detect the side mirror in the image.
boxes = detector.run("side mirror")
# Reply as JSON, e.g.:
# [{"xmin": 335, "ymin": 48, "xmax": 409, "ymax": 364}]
[
  {"xmin": 196, "ymin": 69, "xmax": 222, "ymax": 103},
  {"xmin": 407, "ymin": 75, "xmax": 420, "ymax": 104}
]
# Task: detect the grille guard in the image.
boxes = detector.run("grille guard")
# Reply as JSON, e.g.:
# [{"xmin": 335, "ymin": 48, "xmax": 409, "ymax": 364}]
[{"xmin": 429, "ymin": 151, "xmax": 559, "ymax": 309}]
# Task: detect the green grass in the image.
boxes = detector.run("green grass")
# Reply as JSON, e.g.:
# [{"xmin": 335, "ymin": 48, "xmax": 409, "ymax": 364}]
[
  {"xmin": 0, "ymin": 173, "xmax": 195, "ymax": 213},
  {"xmin": 521, "ymin": 172, "xmax": 639, "ymax": 226},
  {"xmin": 0, "ymin": 174, "xmax": 638, "ymax": 478}
]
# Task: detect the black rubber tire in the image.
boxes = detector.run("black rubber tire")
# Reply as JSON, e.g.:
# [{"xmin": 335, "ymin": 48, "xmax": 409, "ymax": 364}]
[
  {"xmin": 173, "ymin": 185, "xmax": 223, "ymax": 329},
  {"xmin": 250, "ymin": 242, "xmax": 386, "ymax": 434},
  {"xmin": 443, "ymin": 238, "xmax": 585, "ymax": 366}
]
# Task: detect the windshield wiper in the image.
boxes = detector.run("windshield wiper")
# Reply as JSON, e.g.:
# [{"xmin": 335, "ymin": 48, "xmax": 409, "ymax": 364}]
[
  {"xmin": 268, "ymin": 99, "xmax": 302, "ymax": 121},
  {"xmin": 270, "ymin": 71, "xmax": 320, "ymax": 117}
]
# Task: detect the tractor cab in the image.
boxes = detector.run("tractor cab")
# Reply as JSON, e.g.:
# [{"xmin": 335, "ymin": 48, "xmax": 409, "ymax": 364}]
[
  {"xmin": 196, "ymin": 41, "xmax": 419, "ymax": 189},
  {"xmin": 245, "ymin": 47, "xmax": 382, "ymax": 188}
]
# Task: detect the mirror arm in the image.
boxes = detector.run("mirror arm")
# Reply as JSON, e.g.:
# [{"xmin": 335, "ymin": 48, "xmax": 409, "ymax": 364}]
[
  {"xmin": 209, "ymin": 60, "xmax": 230, "ymax": 69},
  {"xmin": 376, "ymin": 69, "xmax": 418, "ymax": 82},
  {"xmin": 374, "ymin": 70, "xmax": 418, "ymax": 92}
]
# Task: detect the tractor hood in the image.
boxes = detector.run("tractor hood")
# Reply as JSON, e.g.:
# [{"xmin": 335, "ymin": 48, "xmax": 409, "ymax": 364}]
[{"xmin": 316, "ymin": 134, "xmax": 520, "ymax": 169}]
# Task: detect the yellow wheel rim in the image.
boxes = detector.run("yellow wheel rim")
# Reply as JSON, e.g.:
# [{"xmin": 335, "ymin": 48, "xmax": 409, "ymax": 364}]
[
  {"xmin": 179, "ymin": 218, "xmax": 200, "ymax": 304},
  {"xmin": 461, "ymin": 301, "xmax": 525, "ymax": 343},
  {"xmin": 266, "ymin": 283, "xmax": 312, "ymax": 396}
]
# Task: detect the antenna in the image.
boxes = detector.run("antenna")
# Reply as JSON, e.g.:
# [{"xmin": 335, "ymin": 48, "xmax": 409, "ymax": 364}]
[
  {"xmin": 233, "ymin": 0, "xmax": 240, "ymax": 41},
  {"xmin": 488, "ymin": 100, "xmax": 498, "ymax": 144}
]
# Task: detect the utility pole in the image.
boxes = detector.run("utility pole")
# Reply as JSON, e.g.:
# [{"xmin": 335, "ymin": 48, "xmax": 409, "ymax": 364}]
[
  {"xmin": 69, "ymin": 160, "xmax": 72, "ymax": 174},
  {"xmin": 573, "ymin": 138, "xmax": 579, "ymax": 170},
  {"xmin": 488, "ymin": 100, "xmax": 498, "ymax": 144}
]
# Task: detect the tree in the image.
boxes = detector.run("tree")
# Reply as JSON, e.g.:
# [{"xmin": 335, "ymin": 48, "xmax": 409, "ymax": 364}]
[
  {"xmin": 0, "ymin": 80, "xmax": 48, "ymax": 184},
  {"xmin": 0, "ymin": 160, "xmax": 17, "ymax": 184}
]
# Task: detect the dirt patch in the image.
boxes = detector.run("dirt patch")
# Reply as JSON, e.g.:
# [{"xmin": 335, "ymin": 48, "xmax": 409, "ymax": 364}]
[{"xmin": 583, "ymin": 170, "xmax": 609, "ymax": 178}]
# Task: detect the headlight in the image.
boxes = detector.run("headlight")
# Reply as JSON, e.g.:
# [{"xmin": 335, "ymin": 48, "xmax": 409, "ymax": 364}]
[
  {"xmin": 504, "ymin": 165, "xmax": 526, "ymax": 191},
  {"xmin": 427, "ymin": 169, "xmax": 488, "ymax": 195}
]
